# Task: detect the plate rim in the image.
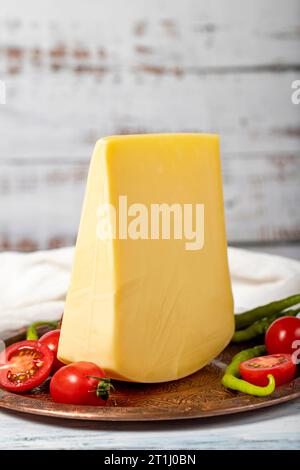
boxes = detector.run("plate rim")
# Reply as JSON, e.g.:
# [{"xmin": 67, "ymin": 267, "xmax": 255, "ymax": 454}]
[{"xmin": 1, "ymin": 384, "xmax": 300, "ymax": 421}]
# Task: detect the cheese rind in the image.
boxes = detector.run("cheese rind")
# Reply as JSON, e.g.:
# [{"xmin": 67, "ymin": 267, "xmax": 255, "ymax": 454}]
[{"xmin": 58, "ymin": 134, "xmax": 234, "ymax": 382}]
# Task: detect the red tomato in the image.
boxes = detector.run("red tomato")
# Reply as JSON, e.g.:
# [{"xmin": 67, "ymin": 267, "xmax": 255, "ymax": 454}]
[
  {"xmin": 240, "ymin": 353, "xmax": 296, "ymax": 387},
  {"xmin": 0, "ymin": 340, "xmax": 54, "ymax": 392},
  {"xmin": 265, "ymin": 316, "xmax": 300, "ymax": 354},
  {"xmin": 50, "ymin": 361, "xmax": 113, "ymax": 406},
  {"xmin": 39, "ymin": 330, "xmax": 65, "ymax": 373}
]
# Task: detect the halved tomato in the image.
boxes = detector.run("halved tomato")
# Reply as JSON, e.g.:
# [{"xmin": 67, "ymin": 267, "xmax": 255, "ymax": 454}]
[
  {"xmin": 0, "ymin": 340, "xmax": 54, "ymax": 392},
  {"xmin": 239, "ymin": 353, "xmax": 296, "ymax": 387}
]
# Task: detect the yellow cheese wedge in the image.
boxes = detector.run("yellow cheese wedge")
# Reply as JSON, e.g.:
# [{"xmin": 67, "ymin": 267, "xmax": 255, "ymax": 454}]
[{"xmin": 58, "ymin": 134, "xmax": 234, "ymax": 382}]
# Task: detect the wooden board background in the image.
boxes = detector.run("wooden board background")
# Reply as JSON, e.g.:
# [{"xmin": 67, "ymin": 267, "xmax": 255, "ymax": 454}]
[{"xmin": 0, "ymin": 0, "xmax": 300, "ymax": 250}]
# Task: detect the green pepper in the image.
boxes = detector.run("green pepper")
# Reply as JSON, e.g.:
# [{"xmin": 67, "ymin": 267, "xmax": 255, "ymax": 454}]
[
  {"xmin": 222, "ymin": 345, "xmax": 275, "ymax": 396},
  {"xmin": 232, "ymin": 307, "xmax": 300, "ymax": 343},
  {"xmin": 26, "ymin": 321, "xmax": 58, "ymax": 340},
  {"xmin": 235, "ymin": 293, "xmax": 300, "ymax": 330}
]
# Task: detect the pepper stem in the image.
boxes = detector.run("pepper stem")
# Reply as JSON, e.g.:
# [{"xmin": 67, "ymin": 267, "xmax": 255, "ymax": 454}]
[{"xmin": 26, "ymin": 321, "xmax": 59, "ymax": 340}]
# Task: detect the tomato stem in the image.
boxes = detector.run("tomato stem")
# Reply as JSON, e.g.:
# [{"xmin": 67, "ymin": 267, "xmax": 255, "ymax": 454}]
[{"xmin": 87, "ymin": 376, "xmax": 114, "ymax": 401}]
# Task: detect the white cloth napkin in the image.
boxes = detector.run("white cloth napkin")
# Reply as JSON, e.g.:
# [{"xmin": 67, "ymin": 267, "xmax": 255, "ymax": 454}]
[{"xmin": 0, "ymin": 247, "xmax": 300, "ymax": 332}]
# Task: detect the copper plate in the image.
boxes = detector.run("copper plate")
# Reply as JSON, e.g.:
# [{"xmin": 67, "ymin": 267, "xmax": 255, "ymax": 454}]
[{"xmin": 0, "ymin": 327, "xmax": 300, "ymax": 421}]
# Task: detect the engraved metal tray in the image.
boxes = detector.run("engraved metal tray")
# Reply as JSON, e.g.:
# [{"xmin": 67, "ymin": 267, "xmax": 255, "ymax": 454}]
[{"xmin": 0, "ymin": 326, "xmax": 299, "ymax": 421}]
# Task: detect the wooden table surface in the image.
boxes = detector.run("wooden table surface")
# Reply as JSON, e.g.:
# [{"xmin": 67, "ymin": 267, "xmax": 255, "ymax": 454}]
[
  {"xmin": 0, "ymin": 399, "xmax": 299, "ymax": 450},
  {"xmin": 1, "ymin": 243, "xmax": 300, "ymax": 450}
]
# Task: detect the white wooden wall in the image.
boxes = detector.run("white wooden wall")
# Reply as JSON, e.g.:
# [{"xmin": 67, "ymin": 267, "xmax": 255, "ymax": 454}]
[{"xmin": 0, "ymin": 0, "xmax": 299, "ymax": 250}]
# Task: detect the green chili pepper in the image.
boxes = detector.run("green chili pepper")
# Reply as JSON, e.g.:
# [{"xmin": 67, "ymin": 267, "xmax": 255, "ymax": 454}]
[
  {"xmin": 232, "ymin": 307, "xmax": 300, "ymax": 343},
  {"xmin": 235, "ymin": 293, "xmax": 300, "ymax": 330},
  {"xmin": 26, "ymin": 321, "xmax": 58, "ymax": 340},
  {"xmin": 222, "ymin": 345, "xmax": 276, "ymax": 396}
]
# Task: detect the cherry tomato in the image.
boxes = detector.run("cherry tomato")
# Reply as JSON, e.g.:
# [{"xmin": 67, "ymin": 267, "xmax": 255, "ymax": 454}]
[
  {"xmin": 240, "ymin": 353, "xmax": 296, "ymax": 387},
  {"xmin": 39, "ymin": 330, "xmax": 65, "ymax": 373},
  {"xmin": 265, "ymin": 316, "xmax": 300, "ymax": 354},
  {"xmin": 0, "ymin": 340, "xmax": 54, "ymax": 392},
  {"xmin": 50, "ymin": 361, "xmax": 113, "ymax": 406}
]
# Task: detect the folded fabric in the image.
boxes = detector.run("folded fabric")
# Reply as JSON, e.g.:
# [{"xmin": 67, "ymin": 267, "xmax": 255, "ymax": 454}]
[{"xmin": 0, "ymin": 247, "xmax": 299, "ymax": 332}]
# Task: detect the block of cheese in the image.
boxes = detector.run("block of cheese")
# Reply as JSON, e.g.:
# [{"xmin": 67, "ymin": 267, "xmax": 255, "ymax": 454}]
[{"xmin": 58, "ymin": 134, "xmax": 234, "ymax": 382}]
